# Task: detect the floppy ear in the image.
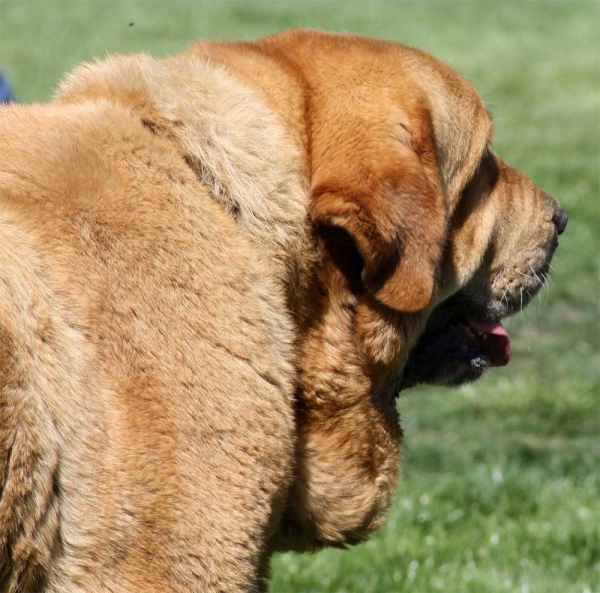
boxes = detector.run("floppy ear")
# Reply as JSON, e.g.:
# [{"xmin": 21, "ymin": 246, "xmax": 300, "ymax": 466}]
[{"xmin": 310, "ymin": 149, "xmax": 446, "ymax": 313}]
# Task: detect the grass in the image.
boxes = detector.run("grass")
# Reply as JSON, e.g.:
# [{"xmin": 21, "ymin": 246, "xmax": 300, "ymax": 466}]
[{"xmin": 1, "ymin": 1, "xmax": 598, "ymax": 591}]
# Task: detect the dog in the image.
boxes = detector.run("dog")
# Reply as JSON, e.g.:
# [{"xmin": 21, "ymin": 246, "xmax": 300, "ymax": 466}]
[{"xmin": 0, "ymin": 29, "xmax": 566, "ymax": 591}]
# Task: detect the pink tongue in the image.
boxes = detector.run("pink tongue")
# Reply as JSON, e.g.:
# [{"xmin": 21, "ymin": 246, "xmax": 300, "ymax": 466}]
[{"xmin": 467, "ymin": 319, "xmax": 511, "ymax": 367}]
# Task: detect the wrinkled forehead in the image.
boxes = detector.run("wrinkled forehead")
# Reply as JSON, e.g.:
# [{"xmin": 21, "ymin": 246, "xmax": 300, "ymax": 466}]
[
  {"xmin": 398, "ymin": 44, "xmax": 494, "ymax": 204},
  {"xmin": 431, "ymin": 78, "xmax": 493, "ymax": 204}
]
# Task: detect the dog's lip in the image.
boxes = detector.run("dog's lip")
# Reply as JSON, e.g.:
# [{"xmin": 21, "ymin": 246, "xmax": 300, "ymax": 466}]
[{"xmin": 465, "ymin": 318, "xmax": 510, "ymax": 367}]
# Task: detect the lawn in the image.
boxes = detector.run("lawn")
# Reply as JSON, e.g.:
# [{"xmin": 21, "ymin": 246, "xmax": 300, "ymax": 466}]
[{"xmin": 1, "ymin": 1, "xmax": 598, "ymax": 592}]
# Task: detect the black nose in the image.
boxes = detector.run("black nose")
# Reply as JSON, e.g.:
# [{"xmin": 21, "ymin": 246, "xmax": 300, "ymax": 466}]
[{"xmin": 552, "ymin": 209, "xmax": 568, "ymax": 235}]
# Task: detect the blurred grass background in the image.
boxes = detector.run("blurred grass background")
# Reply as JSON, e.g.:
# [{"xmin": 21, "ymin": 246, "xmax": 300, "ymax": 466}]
[{"xmin": 1, "ymin": 1, "xmax": 598, "ymax": 591}]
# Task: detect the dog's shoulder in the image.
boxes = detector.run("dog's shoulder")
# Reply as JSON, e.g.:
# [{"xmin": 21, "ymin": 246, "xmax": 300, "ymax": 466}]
[
  {"xmin": 57, "ymin": 52, "xmax": 314, "ymax": 302},
  {"xmin": 0, "ymin": 96, "xmax": 296, "ymax": 590}
]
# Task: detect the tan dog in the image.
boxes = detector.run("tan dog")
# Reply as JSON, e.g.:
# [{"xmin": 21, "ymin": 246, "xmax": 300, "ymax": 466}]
[{"xmin": 0, "ymin": 29, "xmax": 565, "ymax": 592}]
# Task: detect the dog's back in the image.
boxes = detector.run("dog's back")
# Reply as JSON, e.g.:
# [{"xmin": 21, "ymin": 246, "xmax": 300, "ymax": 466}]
[{"xmin": 0, "ymin": 100, "xmax": 295, "ymax": 592}]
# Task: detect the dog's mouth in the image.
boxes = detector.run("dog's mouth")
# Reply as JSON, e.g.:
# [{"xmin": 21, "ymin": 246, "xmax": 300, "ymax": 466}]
[
  {"xmin": 401, "ymin": 309, "xmax": 511, "ymax": 388},
  {"xmin": 465, "ymin": 318, "xmax": 510, "ymax": 367}
]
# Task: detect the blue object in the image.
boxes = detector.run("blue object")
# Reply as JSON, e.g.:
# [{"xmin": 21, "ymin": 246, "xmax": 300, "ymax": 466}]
[{"xmin": 0, "ymin": 71, "xmax": 17, "ymax": 104}]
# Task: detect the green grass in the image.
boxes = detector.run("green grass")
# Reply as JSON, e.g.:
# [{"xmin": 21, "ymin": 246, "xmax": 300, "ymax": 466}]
[{"xmin": 1, "ymin": 1, "xmax": 598, "ymax": 591}]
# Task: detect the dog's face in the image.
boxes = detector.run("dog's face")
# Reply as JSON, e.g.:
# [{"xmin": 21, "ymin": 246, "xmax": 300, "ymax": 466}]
[
  {"xmin": 403, "ymin": 148, "xmax": 566, "ymax": 387},
  {"xmin": 294, "ymin": 33, "xmax": 566, "ymax": 389}
]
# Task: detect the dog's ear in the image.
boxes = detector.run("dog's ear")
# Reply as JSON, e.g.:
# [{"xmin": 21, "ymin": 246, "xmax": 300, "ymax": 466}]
[{"xmin": 310, "ymin": 148, "xmax": 446, "ymax": 313}]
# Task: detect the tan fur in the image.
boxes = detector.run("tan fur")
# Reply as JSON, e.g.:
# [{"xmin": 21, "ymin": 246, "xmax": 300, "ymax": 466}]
[
  {"xmin": 0, "ymin": 29, "xmax": 564, "ymax": 590},
  {"xmin": 0, "ymin": 101, "xmax": 295, "ymax": 592}
]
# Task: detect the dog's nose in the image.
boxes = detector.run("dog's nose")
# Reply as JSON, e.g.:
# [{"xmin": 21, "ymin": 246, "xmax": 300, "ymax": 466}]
[{"xmin": 552, "ymin": 209, "xmax": 568, "ymax": 235}]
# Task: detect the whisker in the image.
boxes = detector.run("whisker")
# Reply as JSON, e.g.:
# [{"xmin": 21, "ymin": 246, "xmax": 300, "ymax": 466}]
[
  {"xmin": 529, "ymin": 266, "xmax": 542, "ymax": 284},
  {"xmin": 541, "ymin": 280, "xmax": 550, "ymax": 307},
  {"xmin": 524, "ymin": 289, "xmax": 543, "ymax": 336},
  {"xmin": 516, "ymin": 271, "xmax": 533, "ymax": 280},
  {"xmin": 529, "ymin": 266, "xmax": 546, "ymax": 312},
  {"xmin": 519, "ymin": 286, "xmax": 532, "ymax": 352},
  {"xmin": 519, "ymin": 286, "xmax": 523, "ymax": 318}
]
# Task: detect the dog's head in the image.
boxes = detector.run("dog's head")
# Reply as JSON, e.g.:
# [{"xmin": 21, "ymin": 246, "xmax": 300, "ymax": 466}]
[
  {"xmin": 285, "ymin": 31, "xmax": 566, "ymax": 386},
  {"xmin": 259, "ymin": 30, "xmax": 566, "ymax": 549}
]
